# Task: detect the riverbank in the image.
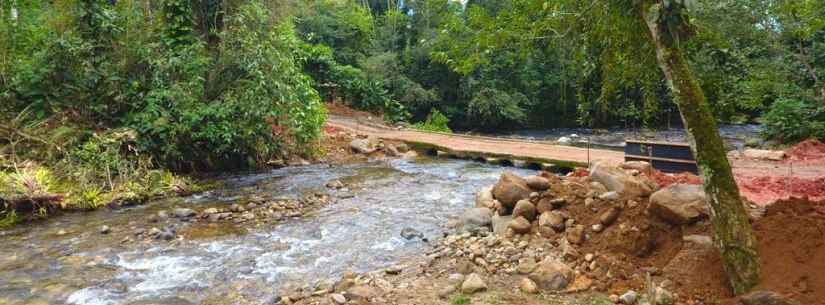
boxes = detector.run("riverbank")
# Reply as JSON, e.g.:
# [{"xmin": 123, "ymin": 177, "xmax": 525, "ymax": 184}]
[{"xmin": 280, "ymin": 164, "xmax": 821, "ymax": 305}]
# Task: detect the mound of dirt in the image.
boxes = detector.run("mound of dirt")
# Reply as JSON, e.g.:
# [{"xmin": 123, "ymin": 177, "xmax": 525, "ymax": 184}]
[
  {"xmin": 785, "ymin": 139, "xmax": 825, "ymax": 162},
  {"xmin": 631, "ymin": 198, "xmax": 825, "ymax": 305},
  {"xmin": 736, "ymin": 176, "xmax": 825, "ymax": 207},
  {"xmin": 553, "ymin": 171, "xmax": 825, "ymax": 304}
]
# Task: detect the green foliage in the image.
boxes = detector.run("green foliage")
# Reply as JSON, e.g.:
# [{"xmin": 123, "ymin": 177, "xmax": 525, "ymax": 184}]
[
  {"xmin": 763, "ymin": 99, "xmax": 825, "ymax": 142},
  {"xmin": 449, "ymin": 294, "xmax": 470, "ymax": 305},
  {"xmin": 467, "ymin": 88, "xmax": 529, "ymax": 130},
  {"xmin": 413, "ymin": 109, "xmax": 452, "ymax": 133},
  {"xmin": 2, "ymin": 0, "xmax": 327, "ymax": 171}
]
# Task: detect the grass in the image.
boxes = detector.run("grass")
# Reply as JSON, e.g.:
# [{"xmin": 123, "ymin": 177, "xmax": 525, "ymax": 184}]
[{"xmin": 450, "ymin": 294, "xmax": 470, "ymax": 305}]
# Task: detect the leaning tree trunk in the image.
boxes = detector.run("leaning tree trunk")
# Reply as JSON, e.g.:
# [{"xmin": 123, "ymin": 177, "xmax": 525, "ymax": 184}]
[{"xmin": 640, "ymin": 2, "xmax": 760, "ymax": 295}]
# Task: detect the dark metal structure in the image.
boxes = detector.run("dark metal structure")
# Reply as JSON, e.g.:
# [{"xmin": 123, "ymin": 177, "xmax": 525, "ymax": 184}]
[{"xmin": 624, "ymin": 140, "xmax": 698, "ymax": 174}]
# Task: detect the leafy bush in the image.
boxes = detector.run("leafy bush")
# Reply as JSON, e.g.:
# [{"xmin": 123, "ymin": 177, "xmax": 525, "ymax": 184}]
[
  {"xmin": 413, "ymin": 109, "xmax": 452, "ymax": 133},
  {"xmin": 763, "ymin": 99, "xmax": 825, "ymax": 142}
]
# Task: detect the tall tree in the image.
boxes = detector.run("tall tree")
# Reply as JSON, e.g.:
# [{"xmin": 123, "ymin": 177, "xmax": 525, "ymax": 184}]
[
  {"xmin": 638, "ymin": 0, "xmax": 760, "ymax": 294},
  {"xmin": 433, "ymin": 0, "xmax": 762, "ymax": 294}
]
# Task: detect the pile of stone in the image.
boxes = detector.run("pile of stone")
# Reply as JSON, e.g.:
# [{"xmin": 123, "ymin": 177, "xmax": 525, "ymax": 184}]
[
  {"xmin": 279, "ymin": 269, "xmax": 397, "ymax": 305},
  {"xmin": 445, "ymin": 161, "xmax": 715, "ymax": 303}
]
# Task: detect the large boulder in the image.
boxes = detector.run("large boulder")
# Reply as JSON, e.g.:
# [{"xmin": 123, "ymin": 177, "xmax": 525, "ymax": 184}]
[
  {"xmin": 475, "ymin": 186, "xmax": 495, "ymax": 209},
  {"xmin": 525, "ymin": 176, "xmax": 551, "ymax": 191},
  {"xmin": 648, "ymin": 184, "xmax": 709, "ymax": 225},
  {"xmin": 492, "ymin": 172, "xmax": 532, "ymax": 208},
  {"xmin": 349, "ymin": 139, "xmax": 376, "ymax": 154},
  {"xmin": 512, "ymin": 200, "xmax": 537, "ymax": 221},
  {"xmin": 528, "ymin": 258, "xmax": 573, "ymax": 291},
  {"xmin": 589, "ymin": 162, "xmax": 654, "ymax": 198},
  {"xmin": 460, "ymin": 208, "xmax": 493, "ymax": 233}
]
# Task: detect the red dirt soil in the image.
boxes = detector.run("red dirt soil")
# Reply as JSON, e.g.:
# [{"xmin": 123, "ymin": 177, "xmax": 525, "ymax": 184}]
[
  {"xmin": 785, "ymin": 139, "xmax": 825, "ymax": 163},
  {"xmin": 677, "ymin": 199, "xmax": 825, "ymax": 305},
  {"xmin": 650, "ymin": 140, "xmax": 825, "ymax": 206}
]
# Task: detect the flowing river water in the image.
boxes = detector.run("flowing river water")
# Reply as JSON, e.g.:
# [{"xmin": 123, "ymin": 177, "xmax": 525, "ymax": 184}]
[{"xmin": 0, "ymin": 158, "xmax": 534, "ymax": 305}]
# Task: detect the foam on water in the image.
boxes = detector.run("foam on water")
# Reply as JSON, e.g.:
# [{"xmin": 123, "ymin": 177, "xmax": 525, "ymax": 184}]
[{"xmin": 8, "ymin": 158, "xmax": 536, "ymax": 305}]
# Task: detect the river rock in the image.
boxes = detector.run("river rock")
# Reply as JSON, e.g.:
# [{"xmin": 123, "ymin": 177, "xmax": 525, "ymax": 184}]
[
  {"xmin": 325, "ymin": 180, "xmax": 345, "ymax": 189},
  {"xmin": 491, "ymin": 214, "xmax": 512, "ymax": 236},
  {"xmin": 535, "ymin": 198, "xmax": 554, "ymax": 214},
  {"xmin": 512, "ymin": 200, "xmax": 537, "ymax": 221},
  {"xmin": 396, "ymin": 143, "xmax": 409, "ymax": 153},
  {"xmin": 648, "ymin": 184, "xmax": 709, "ymax": 225},
  {"xmin": 437, "ymin": 285, "xmax": 456, "ymax": 299},
  {"xmin": 509, "ymin": 216, "xmax": 532, "ymax": 234},
  {"xmin": 460, "ymin": 208, "xmax": 492, "ymax": 234},
  {"xmin": 599, "ymin": 191, "xmax": 619, "ymax": 201},
  {"xmin": 589, "ymin": 162, "xmax": 654, "ymax": 198},
  {"xmin": 344, "ymin": 285, "xmax": 379, "ymax": 302},
  {"xmin": 619, "ymin": 290, "xmax": 638, "ymax": 304},
  {"xmin": 516, "ymin": 257, "xmax": 538, "ymax": 274},
  {"xmin": 528, "ymin": 257, "xmax": 573, "ymax": 291},
  {"xmin": 202, "ymin": 208, "xmax": 219, "ymax": 215},
  {"xmin": 740, "ymin": 291, "xmax": 801, "ymax": 305},
  {"xmin": 400, "ymin": 227, "xmax": 424, "ymax": 240},
  {"xmin": 475, "ymin": 186, "xmax": 495, "ymax": 209},
  {"xmin": 525, "ymin": 176, "xmax": 551, "ymax": 191},
  {"xmin": 384, "ymin": 144, "xmax": 400, "ymax": 157},
  {"xmin": 329, "ymin": 293, "xmax": 347, "ymax": 305},
  {"xmin": 99, "ymin": 225, "xmax": 110, "ymax": 234},
  {"xmin": 172, "ymin": 208, "xmax": 196, "ymax": 218},
  {"xmin": 402, "ymin": 150, "xmax": 419, "ymax": 159},
  {"xmin": 461, "ymin": 273, "xmax": 487, "ymax": 294},
  {"xmin": 599, "ymin": 206, "xmax": 621, "ymax": 226},
  {"xmin": 566, "ymin": 225, "xmax": 585, "ymax": 245},
  {"xmin": 743, "ymin": 149, "xmax": 786, "ymax": 161},
  {"xmin": 349, "ymin": 139, "xmax": 376, "ymax": 154},
  {"xmin": 539, "ymin": 212, "xmax": 566, "ymax": 233},
  {"xmin": 492, "ymin": 172, "xmax": 532, "ymax": 208},
  {"xmin": 519, "ymin": 278, "xmax": 539, "ymax": 294}
]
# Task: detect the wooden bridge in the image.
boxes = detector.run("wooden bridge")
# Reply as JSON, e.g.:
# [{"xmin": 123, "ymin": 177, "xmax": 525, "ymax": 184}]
[{"xmin": 327, "ymin": 115, "xmax": 625, "ymax": 171}]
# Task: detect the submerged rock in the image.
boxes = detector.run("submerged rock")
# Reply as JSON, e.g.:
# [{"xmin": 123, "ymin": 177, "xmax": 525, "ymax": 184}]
[
  {"xmin": 400, "ymin": 227, "xmax": 424, "ymax": 240},
  {"xmin": 172, "ymin": 208, "xmax": 196, "ymax": 218}
]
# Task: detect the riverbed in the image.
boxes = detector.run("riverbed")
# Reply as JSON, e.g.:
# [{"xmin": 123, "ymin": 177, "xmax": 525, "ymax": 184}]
[{"xmin": 0, "ymin": 158, "xmax": 534, "ymax": 305}]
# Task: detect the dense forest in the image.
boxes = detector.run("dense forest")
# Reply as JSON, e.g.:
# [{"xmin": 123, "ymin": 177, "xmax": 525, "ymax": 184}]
[{"xmin": 0, "ymin": 0, "xmax": 823, "ymax": 222}]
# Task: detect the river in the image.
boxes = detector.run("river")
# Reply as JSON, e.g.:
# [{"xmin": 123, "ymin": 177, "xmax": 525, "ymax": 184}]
[
  {"xmin": 0, "ymin": 158, "xmax": 534, "ymax": 305},
  {"xmin": 482, "ymin": 124, "xmax": 763, "ymax": 150}
]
